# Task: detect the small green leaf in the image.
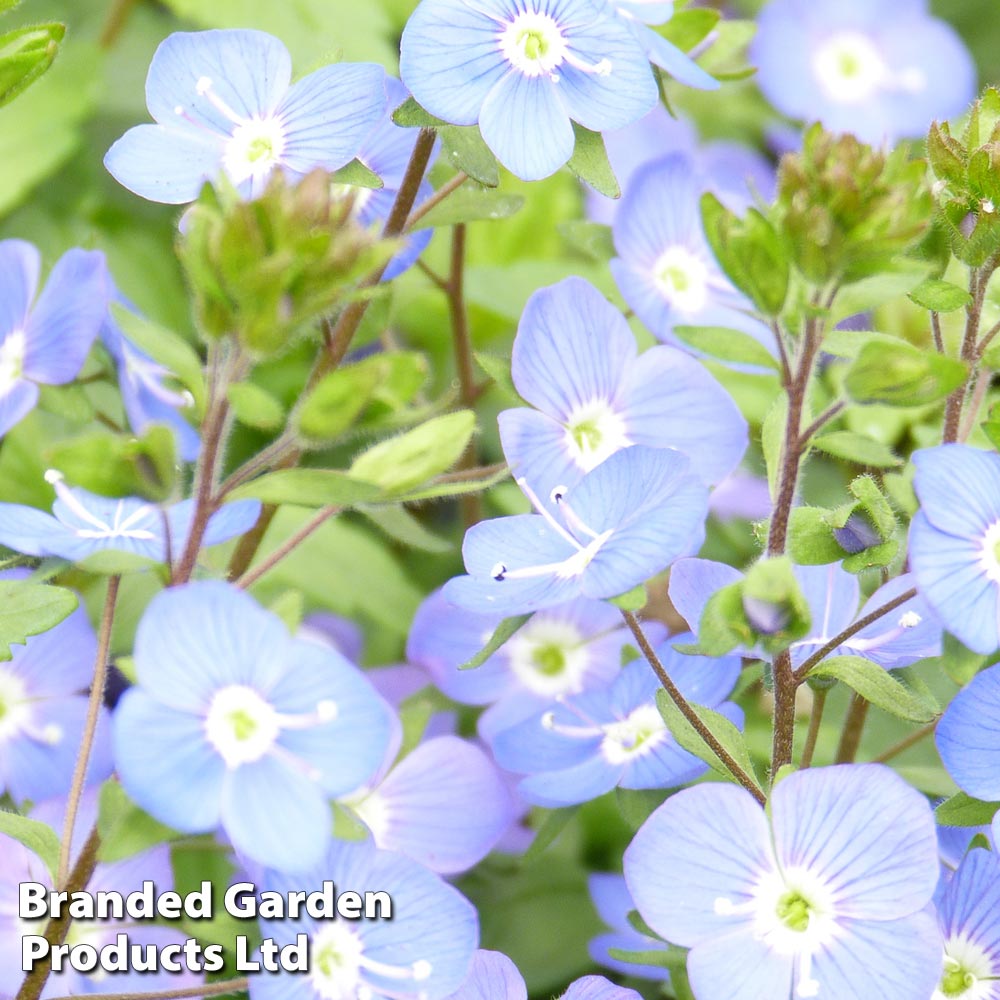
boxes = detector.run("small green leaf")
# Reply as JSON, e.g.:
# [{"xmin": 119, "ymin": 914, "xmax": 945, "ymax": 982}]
[
  {"xmin": 387, "ymin": 463, "xmax": 510, "ymax": 503},
  {"xmin": 331, "ymin": 157, "xmax": 383, "ymax": 189},
  {"xmin": 413, "ymin": 186, "xmax": 524, "ymax": 229},
  {"xmin": 806, "ymin": 656, "xmax": 939, "ymax": 722},
  {"xmin": 391, "ymin": 96, "xmax": 445, "ymax": 128},
  {"xmin": 627, "ymin": 908, "xmax": 663, "ymax": 940},
  {"xmin": 674, "ymin": 326, "xmax": 779, "ymax": 370},
  {"xmin": 360, "ymin": 505, "xmax": 452, "ymax": 554},
  {"xmin": 0, "ymin": 22, "xmax": 64, "ymax": 107},
  {"xmin": 787, "ymin": 507, "xmax": 845, "ymax": 565},
  {"xmin": 607, "ymin": 945, "xmax": 687, "ymax": 973},
  {"xmin": 226, "ymin": 382, "xmax": 285, "ymax": 431},
  {"xmin": 0, "ymin": 811, "xmax": 60, "ymax": 877},
  {"xmin": 938, "ymin": 632, "xmax": 997, "ymax": 687},
  {"xmin": 558, "ymin": 220, "xmax": 615, "ymax": 263},
  {"xmin": 351, "ymin": 410, "xmax": 477, "ymax": 494},
  {"xmin": 608, "ymin": 584, "xmax": 647, "ymax": 612},
  {"xmin": 813, "ymin": 431, "xmax": 902, "ymax": 468},
  {"xmin": 474, "ymin": 352, "xmax": 520, "ymax": 402},
  {"xmin": 0, "ymin": 582, "xmax": 77, "ymax": 660},
  {"xmin": 830, "ymin": 259, "xmax": 934, "ymax": 323},
  {"xmin": 97, "ymin": 781, "xmax": 181, "ymax": 862},
  {"xmin": 936, "ymin": 792, "xmax": 1000, "ymax": 827},
  {"xmin": 522, "ymin": 806, "xmax": 577, "ymax": 864},
  {"xmin": 908, "ymin": 278, "xmax": 972, "ymax": 313},
  {"xmin": 460, "ymin": 613, "xmax": 532, "ymax": 670},
  {"xmin": 567, "ymin": 123, "xmax": 619, "ymax": 198},
  {"xmin": 656, "ymin": 7, "xmax": 720, "ymax": 52},
  {"xmin": 439, "ymin": 125, "xmax": 499, "ymax": 187},
  {"xmin": 655, "ymin": 690, "xmax": 763, "ymax": 794},
  {"xmin": 762, "ymin": 393, "xmax": 789, "ymax": 500},
  {"xmin": 0, "ymin": 0, "xmax": 25, "ymax": 14},
  {"xmin": 231, "ymin": 469, "xmax": 380, "ymax": 507},
  {"xmin": 844, "ymin": 339, "xmax": 967, "ymax": 407}
]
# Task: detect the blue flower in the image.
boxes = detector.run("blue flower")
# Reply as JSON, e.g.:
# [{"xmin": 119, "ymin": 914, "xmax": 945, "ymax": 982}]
[
  {"xmin": 400, "ymin": 0, "xmax": 657, "ymax": 181},
  {"xmin": 669, "ymin": 558, "xmax": 941, "ymax": 668},
  {"xmin": 937, "ymin": 663, "xmax": 1000, "ymax": 850},
  {"xmin": 105, "ymin": 29, "xmax": 387, "ymax": 204},
  {"xmin": 910, "ymin": 445, "xmax": 1000, "ymax": 655},
  {"xmin": 489, "ymin": 640, "xmax": 741, "ymax": 805},
  {"xmin": 443, "ymin": 444, "xmax": 708, "ymax": 615},
  {"xmin": 610, "ymin": 155, "xmax": 776, "ymax": 353},
  {"xmin": 497, "ymin": 277, "xmax": 747, "ymax": 510},
  {"xmin": 935, "ymin": 849, "xmax": 1000, "ymax": 999},
  {"xmin": 248, "ymin": 838, "xmax": 478, "ymax": 1000},
  {"xmin": 623, "ymin": 764, "xmax": 941, "ymax": 1000},
  {"xmin": 346, "ymin": 731, "xmax": 516, "ymax": 875},
  {"xmin": 0, "ymin": 589, "xmax": 112, "ymax": 804},
  {"xmin": 0, "ymin": 470, "xmax": 260, "ymax": 564},
  {"xmin": 750, "ymin": 0, "xmax": 975, "ymax": 145},
  {"xmin": 0, "ymin": 240, "xmax": 108, "ymax": 440},
  {"xmin": 588, "ymin": 873, "xmax": 670, "ymax": 981},
  {"xmin": 113, "ymin": 582, "xmax": 394, "ymax": 872},
  {"xmin": 100, "ymin": 290, "xmax": 200, "ymax": 462}
]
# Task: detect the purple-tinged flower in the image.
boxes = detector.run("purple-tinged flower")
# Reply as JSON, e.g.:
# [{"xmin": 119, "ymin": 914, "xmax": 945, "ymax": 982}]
[
  {"xmin": 113, "ymin": 582, "xmax": 393, "ymax": 872},
  {"xmin": 443, "ymin": 445, "xmax": 708, "ymax": 615},
  {"xmin": 100, "ymin": 291, "xmax": 200, "ymax": 462},
  {"xmin": 490, "ymin": 642, "xmax": 741, "ymax": 805},
  {"xmin": 300, "ymin": 611, "xmax": 366, "ymax": 663},
  {"xmin": 751, "ymin": 0, "xmax": 975, "ymax": 146},
  {"xmin": 708, "ymin": 470, "xmax": 772, "ymax": 522},
  {"xmin": 0, "ymin": 240, "xmax": 108, "ymax": 439},
  {"xmin": 0, "ymin": 798, "xmax": 203, "ymax": 999},
  {"xmin": 610, "ymin": 155, "xmax": 776, "ymax": 352},
  {"xmin": 498, "ymin": 277, "xmax": 747, "ymax": 508},
  {"xmin": 936, "ymin": 664, "xmax": 1000, "ymax": 851},
  {"xmin": 249, "ymin": 838, "xmax": 478, "ymax": 1000},
  {"xmin": 0, "ymin": 592, "xmax": 112, "ymax": 804},
  {"xmin": 347, "ymin": 732, "xmax": 515, "ymax": 875},
  {"xmin": 0, "ymin": 470, "xmax": 260, "ymax": 564},
  {"xmin": 910, "ymin": 445, "xmax": 1000, "ymax": 655},
  {"xmin": 938, "ymin": 823, "xmax": 994, "ymax": 880},
  {"xmin": 669, "ymin": 558, "xmax": 941, "ymax": 667},
  {"xmin": 105, "ymin": 29, "xmax": 387, "ymax": 204},
  {"xmin": 588, "ymin": 105, "xmax": 776, "ymax": 225},
  {"xmin": 588, "ymin": 873, "xmax": 670, "ymax": 980},
  {"xmin": 342, "ymin": 75, "xmax": 436, "ymax": 281},
  {"xmin": 562, "ymin": 979, "xmax": 641, "ymax": 1000},
  {"xmin": 624, "ymin": 764, "xmax": 941, "ymax": 1000},
  {"xmin": 400, "ymin": 0, "xmax": 657, "ymax": 181},
  {"xmin": 934, "ymin": 849, "xmax": 1000, "ymax": 1000}
]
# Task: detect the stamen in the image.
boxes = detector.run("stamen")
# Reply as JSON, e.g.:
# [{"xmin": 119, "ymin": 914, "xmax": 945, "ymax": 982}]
[
  {"xmin": 516, "ymin": 477, "xmax": 582, "ymax": 550},
  {"xmin": 898, "ymin": 611, "xmax": 921, "ymax": 628},
  {"xmin": 540, "ymin": 711, "xmax": 604, "ymax": 739},
  {"xmin": 359, "ymin": 954, "xmax": 433, "ymax": 981},
  {"xmin": 492, "ymin": 562, "xmax": 507, "ymax": 581},
  {"xmin": 275, "ymin": 699, "xmax": 339, "ymax": 730},
  {"xmin": 714, "ymin": 896, "xmax": 755, "ymax": 917},
  {"xmin": 45, "ymin": 470, "xmax": 113, "ymax": 533},
  {"xmin": 796, "ymin": 952, "xmax": 819, "ymax": 998},
  {"xmin": 194, "ymin": 76, "xmax": 246, "ymax": 126},
  {"xmin": 563, "ymin": 51, "xmax": 612, "ymax": 76}
]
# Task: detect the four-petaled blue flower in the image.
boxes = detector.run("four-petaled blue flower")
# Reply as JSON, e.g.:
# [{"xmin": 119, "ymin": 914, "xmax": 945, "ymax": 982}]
[
  {"xmin": 113, "ymin": 582, "xmax": 394, "ymax": 872},
  {"xmin": 751, "ymin": 0, "xmax": 975, "ymax": 145},
  {"xmin": 489, "ymin": 639, "xmax": 741, "ymax": 805},
  {"xmin": 443, "ymin": 444, "xmax": 708, "ymax": 615},
  {"xmin": 0, "ymin": 240, "xmax": 108, "ymax": 440},
  {"xmin": 498, "ymin": 277, "xmax": 747, "ymax": 511},
  {"xmin": 0, "ymin": 471, "xmax": 260, "ymax": 564},
  {"xmin": 624, "ymin": 764, "xmax": 942, "ymax": 1000},
  {"xmin": 400, "ymin": 0, "xmax": 658, "ymax": 181},
  {"xmin": 105, "ymin": 29, "xmax": 388, "ymax": 203}
]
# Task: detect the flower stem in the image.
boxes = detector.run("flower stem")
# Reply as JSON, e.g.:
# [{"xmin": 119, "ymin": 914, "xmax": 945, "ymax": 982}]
[
  {"xmin": 57, "ymin": 575, "xmax": 119, "ymax": 889},
  {"xmin": 834, "ymin": 691, "xmax": 870, "ymax": 763},
  {"xmin": 799, "ymin": 687, "xmax": 827, "ymax": 768},
  {"xmin": 871, "ymin": 719, "xmax": 938, "ymax": 763},
  {"xmin": 236, "ymin": 505, "xmax": 341, "ymax": 589},
  {"xmin": 405, "ymin": 171, "xmax": 468, "ymax": 231},
  {"xmin": 622, "ymin": 611, "xmax": 765, "ymax": 805},
  {"xmin": 46, "ymin": 979, "xmax": 250, "ymax": 1000}
]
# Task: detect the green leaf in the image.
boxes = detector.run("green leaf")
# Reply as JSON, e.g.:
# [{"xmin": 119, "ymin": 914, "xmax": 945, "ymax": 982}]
[
  {"xmin": 522, "ymin": 807, "xmax": 577, "ymax": 865},
  {"xmin": 607, "ymin": 945, "xmax": 687, "ymax": 973},
  {"xmin": 412, "ymin": 187, "xmax": 524, "ymax": 229},
  {"xmin": 0, "ymin": 581, "xmax": 77, "ymax": 660},
  {"xmin": 674, "ymin": 326, "xmax": 780, "ymax": 370},
  {"xmin": 615, "ymin": 788, "xmax": 668, "ymax": 830},
  {"xmin": 830, "ymin": 259, "xmax": 934, "ymax": 323},
  {"xmin": 0, "ymin": 22, "xmax": 63, "ymax": 107},
  {"xmin": 226, "ymin": 382, "xmax": 285, "ymax": 431},
  {"xmin": 936, "ymin": 792, "xmax": 1000, "ymax": 827},
  {"xmin": 231, "ymin": 469, "xmax": 380, "ymax": 508},
  {"xmin": 391, "ymin": 96, "xmax": 445, "ymax": 128},
  {"xmin": 97, "ymin": 781, "xmax": 180, "ymax": 862},
  {"xmin": 908, "ymin": 278, "xmax": 972, "ymax": 313},
  {"xmin": 787, "ymin": 507, "xmax": 846, "ymax": 565},
  {"xmin": 351, "ymin": 410, "xmax": 477, "ymax": 494},
  {"xmin": 0, "ymin": 811, "xmax": 60, "ymax": 877},
  {"xmin": 656, "ymin": 8, "xmax": 721, "ymax": 51},
  {"xmin": 439, "ymin": 125, "xmax": 499, "ymax": 187},
  {"xmin": 0, "ymin": 0, "xmax": 24, "ymax": 14},
  {"xmin": 567, "ymin": 124, "xmax": 619, "ymax": 198},
  {"xmin": 558, "ymin": 221, "xmax": 615, "ymax": 263},
  {"xmin": 762, "ymin": 392, "xmax": 789, "ymax": 500},
  {"xmin": 608, "ymin": 584, "xmax": 647, "ymax": 612},
  {"xmin": 331, "ymin": 157, "xmax": 383, "ymax": 189},
  {"xmin": 813, "ymin": 431, "xmax": 902, "ymax": 468},
  {"xmin": 844, "ymin": 339, "xmax": 967, "ymax": 407},
  {"xmin": 939, "ymin": 631, "xmax": 997, "ymax": 687},
  {"xmin": 806, "ymin": 656, "xmax": 940, "ymax": 722},
  {"xmin": 460, "ymin": 613, "xmax": 532, "ymax": 670},
  {"xmin": 360, "ymin": 505, "xmax": 452, "ymax": 554},
  {"xmin": 655, "ymin": 690, "xmax": 763, "ymax": 794},
  {"xmin": 387, "ymin": 463, "xmax": 510, "ymax": 504},
  {"xmin": 474, "ymin": 352, "xmax": 520, "ymax": 402}
]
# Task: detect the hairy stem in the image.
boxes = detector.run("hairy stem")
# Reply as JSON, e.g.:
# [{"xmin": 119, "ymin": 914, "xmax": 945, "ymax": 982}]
[
  {"xmin": 405, "ymin": 172, "xmax": 468, "ymax": 231},
  {"xmin": 834, "ymin": 691, "xmax": 870, "ymax": 763},
  {"xmin": 872, "ymin": 719, "xmax": 938, "ymax": 763},
  {"xmin": 799, "ymin": 687, "xmax": 827, "ymax": 768},
  {"xmin": 622, "ymin": 611, "xmax": 765, "ymax": 804},
  {"xmin": 46, "ymin": 979, "xmax": 250, "ymax": 1000},
  {"xmin": 57, "ymin": 576, "xmax": 119, "ymax": 888},
  {"xmin": 237, "ymin": 506, "xmax": 341, "ymax": 589}
]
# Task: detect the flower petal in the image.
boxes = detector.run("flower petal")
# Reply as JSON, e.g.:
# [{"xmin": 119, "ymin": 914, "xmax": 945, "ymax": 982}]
[
  {"xmin": 0, "ymin": 378, "xmax": 39, "ymax": 439},
  {"xmin": 937, "ymin": 664, "xmax": 1000, "ymax": 802},
  {"xmin": 0, "ymin": 239, "xmax": 39, "ymax": 336},
  {"xmin": 668, "ymin": 557, "xmax": 744, "ymax": 636}
]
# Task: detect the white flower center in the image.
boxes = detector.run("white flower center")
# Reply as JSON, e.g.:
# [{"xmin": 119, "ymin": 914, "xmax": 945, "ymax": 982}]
[
  {"xmin": 653, "ymin": 245, "xmax": 709, "ymax": 314},
  {"xmin": 979, "ymin": 521, "xmax": 1000, "ymax": 585},
  {"xmin": 0, "ymin": 670, "xmax": 31, "ymax": 741},
  {"xmin": 564, "ymin": 399, "xmax": 632, "ymax": 473},
  {"xmin": 353, "ymin": 788, "xmax": 391, "ymax": 844},
  {"xmin": 204, "ymin": 685, "xmax": 281, "ymax": 767},
  {"xmin": 493, "ymin": 6, "xmax": 611, "ymax": 81},
  {"xmin": 935, "ymin": 935, "xmax": 998, "ymax": 1000},
  {"xmin": 0, "ymin": 330, "xmax": 26, "ymax": 397},
  {"xmin": 812, "ymin": 31, "xmax": 924, "ymax": 105},
  {"xmin": 505, "ymin": 618, "xmax": 590, "ymax": 696},
  {"xmin": 600, "ymin": 703, "xmax": 666, "ymax": 764},
  {"xmin": 45, "ymin": 470, "xmax": 159, "ymax": 543}
]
